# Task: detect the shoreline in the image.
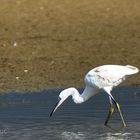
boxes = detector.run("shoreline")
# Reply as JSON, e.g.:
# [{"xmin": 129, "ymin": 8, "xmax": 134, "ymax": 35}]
[{"xmin": 0, "ymin": 84, "xmax": 139, "ymax": 94}]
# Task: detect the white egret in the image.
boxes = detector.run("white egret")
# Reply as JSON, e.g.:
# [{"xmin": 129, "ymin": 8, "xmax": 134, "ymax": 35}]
[{"xmin": 50, "ymin": 65, "xmax": 139, "ymax": 128}]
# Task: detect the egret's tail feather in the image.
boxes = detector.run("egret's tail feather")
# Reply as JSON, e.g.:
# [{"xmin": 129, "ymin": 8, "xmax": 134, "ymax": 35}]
[{"xmin": 126, "ymin": 65, "xmax": 139, "ymax": 75}]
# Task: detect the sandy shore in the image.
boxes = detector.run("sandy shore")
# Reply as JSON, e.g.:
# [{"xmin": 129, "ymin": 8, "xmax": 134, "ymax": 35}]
[{"xmin": 0, "ymin": 0, "xmax": 140, "ymax": 92}]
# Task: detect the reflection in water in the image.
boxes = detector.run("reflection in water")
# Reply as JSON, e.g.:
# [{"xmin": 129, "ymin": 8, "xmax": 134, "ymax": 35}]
[{"xmin": 0, "ymin": 87, "xmax": 139, "ymax": 139}]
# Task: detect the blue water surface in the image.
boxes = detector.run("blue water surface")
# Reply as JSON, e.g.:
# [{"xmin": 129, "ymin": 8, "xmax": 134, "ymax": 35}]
[{"xmin": 0, "ymin": 87, "xmax": 139, "ymax": 140}]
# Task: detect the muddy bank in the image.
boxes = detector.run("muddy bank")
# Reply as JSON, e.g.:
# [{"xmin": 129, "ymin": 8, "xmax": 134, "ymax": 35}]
[{"xmin": 0, "ymin": 0, "xmax": 140, "ymax": 92}]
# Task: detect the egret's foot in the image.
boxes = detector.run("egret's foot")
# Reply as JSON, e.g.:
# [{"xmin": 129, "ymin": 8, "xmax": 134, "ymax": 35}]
[
  {"xmin": 104, "ymin": 123, "xmax": 127, "ymax": 131},
  {"xmin": 104, "ymin": 124, "xmax": 116, "ymax": 131},
  {"xmin": 123, "ymin": 123, "xmax": 127, "ymax": 128},
  {"xmin": 104, "ymin": 105, "xmax": 114, "ymax": 126}
]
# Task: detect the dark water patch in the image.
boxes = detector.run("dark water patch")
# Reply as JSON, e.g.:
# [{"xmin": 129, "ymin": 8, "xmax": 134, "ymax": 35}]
[{"xmin": 0, "ymin": 87, "xmax": 139, "ymax": 139}]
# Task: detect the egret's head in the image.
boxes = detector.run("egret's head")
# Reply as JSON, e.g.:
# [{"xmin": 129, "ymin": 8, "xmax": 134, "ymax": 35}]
[{"xmin": 50, "ymin": 88, "xmax": 74, "ymax": 117}]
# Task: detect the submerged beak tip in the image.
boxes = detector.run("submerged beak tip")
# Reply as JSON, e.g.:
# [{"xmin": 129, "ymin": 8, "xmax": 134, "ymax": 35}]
[
  {"xmin": 49, "ymin": 112, "xmax": 53, "ymax": 118},
  {"xmin": 49, "ymin": 97, "xmax": 65, "ymax": 118},
  {"xmin": 49, "ymin": 108, "xmax": 56, "ymax": 118}
]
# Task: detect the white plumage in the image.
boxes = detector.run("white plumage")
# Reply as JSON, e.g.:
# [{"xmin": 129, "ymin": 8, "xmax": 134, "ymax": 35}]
[
  {"xmin": 50, "ymin": 65, "xmax": 139, "ymax": 129},
  {"xmin": 86, "ymin": 65, "xmax": 138, "ymax": 88}
]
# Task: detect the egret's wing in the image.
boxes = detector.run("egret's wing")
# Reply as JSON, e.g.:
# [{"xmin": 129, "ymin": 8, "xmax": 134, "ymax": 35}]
[
  {"xmin": 87, "ymin": 66, "xmax": 126, "ymax": 88},
  {"xmin": 86, "ymin": 65, "xmax": 138, "ymax": 88},
  {"xmin": 96, "ymin": 69, "xmax": 125, "ymax": 86},
  {"xmin": 97, "ymin": 65, "xmax": 138, "ymax": 76}
]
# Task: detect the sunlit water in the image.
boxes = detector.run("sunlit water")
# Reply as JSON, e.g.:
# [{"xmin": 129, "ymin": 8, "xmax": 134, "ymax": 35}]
[{"xmin": 0, "ymin": 87, "xmax": 139, "ymax": 140}]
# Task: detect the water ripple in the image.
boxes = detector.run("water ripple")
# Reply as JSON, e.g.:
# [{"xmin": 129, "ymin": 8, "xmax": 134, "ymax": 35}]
[{"xmin": 0, "ymin": 87, "xmax": 139, "ymax": 139}]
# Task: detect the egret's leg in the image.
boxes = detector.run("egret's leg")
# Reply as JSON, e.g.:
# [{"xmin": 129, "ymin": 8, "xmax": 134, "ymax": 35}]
[
  {"xmin": 104, "ymin": 87, "xmax": 126, "ymax": 128},
  {"xmin": 110, "ymin": 96, "xmax": 126, "ymax": 127},
  {"xmin": 104, "ymin": 96, "xmax": 114, "ymax": 126},
  {"xmin": 115, "ymin": 102, "xmax": 126, "ymax": 127}
]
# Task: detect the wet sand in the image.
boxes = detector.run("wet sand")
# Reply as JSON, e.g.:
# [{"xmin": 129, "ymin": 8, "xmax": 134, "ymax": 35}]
[{"xmin": 0, "ymin": 0, "xmax": 140, "ymax": 92}]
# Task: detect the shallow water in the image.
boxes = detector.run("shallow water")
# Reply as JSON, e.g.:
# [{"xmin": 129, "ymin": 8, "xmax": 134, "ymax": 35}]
[{"xmin": 0, "ymin": 87, "xmax": 139, "ymax": 140}]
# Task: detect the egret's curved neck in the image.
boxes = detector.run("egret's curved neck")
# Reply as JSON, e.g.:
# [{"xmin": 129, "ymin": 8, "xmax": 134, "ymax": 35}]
[
  {"xmin": 81, "ymin": 86, "xmax": 98, "ymax": 102},
  {"xmin": 71, "ymin": 86, "xmax": 98, "ymax": 104}
]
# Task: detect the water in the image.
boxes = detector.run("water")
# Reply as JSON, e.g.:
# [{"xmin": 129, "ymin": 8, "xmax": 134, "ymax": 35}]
[{"xmin": 0, "ymin": 87, "xmax": 139, "ymax": 140}]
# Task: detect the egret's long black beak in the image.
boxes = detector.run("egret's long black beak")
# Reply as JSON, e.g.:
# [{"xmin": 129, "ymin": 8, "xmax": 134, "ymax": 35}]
[
  {"xmin": 49, "ymin": 97, "xmax": 67, "ymax": 118},
  {"xmin": 50, "ymin": 99, "xmax": 60, "ymax": 117}
]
